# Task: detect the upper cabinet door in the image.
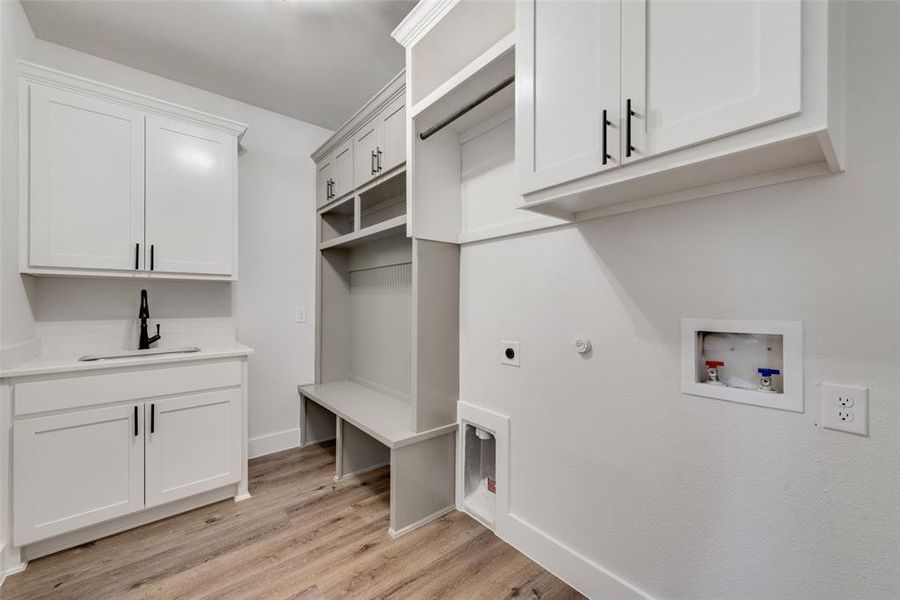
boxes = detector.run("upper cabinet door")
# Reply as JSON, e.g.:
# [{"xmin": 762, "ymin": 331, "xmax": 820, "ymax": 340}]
[
  {"xmin": 28, "ymin": 85, "xmax": 145, "ymax": 271},
  {"xmin": 517, "ymin": 0, "xmax": 621, "ymax": 195},
  {"xmin": 145, "ymin": 115, "xmax": 236, "ymax": 276},
  {"xmin": 379, "ymin": 96, "xmax": 406, "ymax": 173},
  {"xmin": 144, "ymin": 389, "xmax": 242, "ymax": 508},
  {"xmin": 621, "ymin": 0, "xmax": 801, "ymax": 160},
  {"xmin": 353, "ymin": 119, "xmax": 382, "ymax": 188},
  {"xmin": 13, "ymin": 404, "xmax": 144, "ymax": 545},
  {"xmin": 332, "ymin": 140, "xmax": 354, "ymax": 200},
  {"xmin": 317, "ymin": 153, "xmax": 335, "ymax": 208}
]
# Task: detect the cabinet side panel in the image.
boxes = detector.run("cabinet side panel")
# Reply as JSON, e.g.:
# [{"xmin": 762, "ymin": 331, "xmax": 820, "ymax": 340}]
[
  {"xmin": 319, "ymin": 249, "xmax": 351, "ymax": 383},
  {"xmin": 412, "ymin": 239, "xmax": 459, "ymax": 432}
]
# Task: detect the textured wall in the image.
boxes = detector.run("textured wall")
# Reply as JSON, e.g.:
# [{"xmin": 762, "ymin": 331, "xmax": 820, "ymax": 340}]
[{"xmin": 459, "ymin": 2, "xmax": 900, "ymax": 598}]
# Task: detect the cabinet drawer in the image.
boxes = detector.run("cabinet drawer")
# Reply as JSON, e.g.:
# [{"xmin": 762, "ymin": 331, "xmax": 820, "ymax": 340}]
[{"xmin": 14, "ymin": 360, "xmax": 243, "ymax": 416}]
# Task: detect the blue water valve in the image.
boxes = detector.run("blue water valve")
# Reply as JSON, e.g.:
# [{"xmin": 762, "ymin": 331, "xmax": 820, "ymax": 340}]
[{"xmin": 757, "ymin": 368, "xmax": 780, "ymax": 392}]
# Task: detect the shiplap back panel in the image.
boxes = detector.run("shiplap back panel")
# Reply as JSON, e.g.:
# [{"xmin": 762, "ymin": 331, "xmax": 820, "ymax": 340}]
[{"xmin": 349, "ymin": 263, "xmax": 412, "ymax": 400}]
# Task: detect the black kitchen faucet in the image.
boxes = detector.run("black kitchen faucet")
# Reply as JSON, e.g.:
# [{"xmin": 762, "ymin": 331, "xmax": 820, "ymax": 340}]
[{"xmin": 138, "ymin": 289, "xmax": 162, "ymax": 350}]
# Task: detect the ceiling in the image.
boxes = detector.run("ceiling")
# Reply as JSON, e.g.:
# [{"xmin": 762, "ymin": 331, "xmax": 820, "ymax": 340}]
[{"xmin": 21, "ymin": 0, "xmax": 415, "ymax": 130}]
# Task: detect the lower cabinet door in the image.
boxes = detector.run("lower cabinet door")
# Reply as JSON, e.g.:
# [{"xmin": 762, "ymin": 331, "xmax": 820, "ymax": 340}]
[
  {"xmin": 13, "ymin": 404, "xmax": 145, "ymax": 545},
  {"xmin": 145, "ymin": 388, "xmax": 242, "ymax": 507}
]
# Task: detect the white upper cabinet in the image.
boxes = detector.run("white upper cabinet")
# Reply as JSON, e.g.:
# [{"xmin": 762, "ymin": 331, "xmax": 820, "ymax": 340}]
[
  {"xmin": 316, "ymin": 152, "xmax": 335, "ymax": 208},
  {"xmin": 354, "ymin": 118, "xmax": 382, "ymax": 187},
  {"xmin": 28, "ymin": 85, "xmax": 145, "ymax": 271},
  {"xmin": 145, "ymin": 116, "xmax": 236, "ymax": 276},
  {"xmin": 19, "ymin": 62, "xmax": 246, "ymax": 280},
  {"xmin": 517, "ymin": 0, "xmax": 621, "ymax": 194},
  {"xmin": 332, "ymin": 140, "xmax": 354, "ymax": 200},
  {"xmin": 379, "ymin": 95, "xmax": 406, "ymax": 174},
  {"xmin": 516, "ymin": 0, "xmax": 844, "ymax": 218},
  {"xmin": 621, "ymin": 0, "xmax": 801, "ymax": 160}
]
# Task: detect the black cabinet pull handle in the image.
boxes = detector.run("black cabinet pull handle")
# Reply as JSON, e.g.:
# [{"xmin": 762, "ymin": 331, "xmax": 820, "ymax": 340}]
[
  {"xmin": 370, "ymin": 149, "xmax": 376, "ymax": 175},
  {"xmin": 626, "ymin": 98, "xmax": 636, "ymax": 158},
  {"xmin": 134, "ymin": 405, "xmax": 138, "ymax": 436},
  {"xmin": 377, "ymin": 147, "xmax": 383, "ymax": 172},
  {"xmin": 135, "ymin": 243, "xmax": 139, "ymax": 270},
  {"xmin": 602, "ymin": 109, "xmax": 611, "ymax": 166},
  {"xmin": 150, "ymin": 403, "xmax": 155, "ymax": 433},
  {"xmin": 150, "ymin": 244, "xmax": 155, "ymax": 271}
]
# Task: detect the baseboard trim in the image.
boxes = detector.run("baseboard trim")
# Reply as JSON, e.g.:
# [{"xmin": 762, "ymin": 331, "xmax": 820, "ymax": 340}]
[
  {"xmin": 22, "ymin": 486, "xmax": 236, "ymax": 561},
  {"xmin": 335, "ymin": 461, "xmax": 389, "ymax": 482},
  {"xmin": 499, "ymin": 513, "xmax": 655, "ymax": 600},
  {"xmin": 388, "ymin": 505, "xmax": 455, "ymax": 539},
  {"xmin": 248, "ymin": 428, "xmax": 301, "ymax": 458}
]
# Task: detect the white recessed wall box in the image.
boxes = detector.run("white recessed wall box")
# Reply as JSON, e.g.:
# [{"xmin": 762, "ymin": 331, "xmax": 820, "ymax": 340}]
[{"xmin": 681, "ymin": 318, "xmax": 803, "ymax": 412}]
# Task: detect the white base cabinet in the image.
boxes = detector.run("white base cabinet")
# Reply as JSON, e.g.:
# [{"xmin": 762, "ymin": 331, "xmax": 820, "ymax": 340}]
[
  {"xmin": 9, "ymin": 358, "xmax": 248, "ymax": 549},
  {"xmin": 13, "ymin": 404, "xmax": 145, "ymax": 546},
  {"xmin": 145, "ymin": 389, "xmax": 242, "ymax": 508}
]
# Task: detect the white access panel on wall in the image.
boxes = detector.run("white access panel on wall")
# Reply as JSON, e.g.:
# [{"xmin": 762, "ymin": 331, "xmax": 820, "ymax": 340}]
[
  {"xmin": 28, "ymin": 85, "xmax": 145, "ymax": 271},
  {"xmin": 681, "ymin": 318, "xmax": 803, "ymax": 412},
  {"xmin": 145, "ymin": 115, "xmax": 236, "ymax": 276}
]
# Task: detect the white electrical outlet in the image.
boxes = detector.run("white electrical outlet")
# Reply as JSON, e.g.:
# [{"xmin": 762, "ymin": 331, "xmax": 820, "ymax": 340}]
[
  {"xmin": 295, "ymin": 306, "xmax": 307, "ymax": 323},
  {"xmin": 821, "ymin": 383, "xmax": 868, "ymax": 436},
  {"xmin": 501, "ymin": 341, "xmax": 520, "ymax": 367}
]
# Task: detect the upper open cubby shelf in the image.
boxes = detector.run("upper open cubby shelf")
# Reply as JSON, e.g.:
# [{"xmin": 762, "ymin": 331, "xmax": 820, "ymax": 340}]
[
  {"xmin": 318, "ymin": 169, "xmax": 407, "ymax": 251},
  {"xmin": 411, "ymin": 31, "xmax": 515, "ymax": 138}
]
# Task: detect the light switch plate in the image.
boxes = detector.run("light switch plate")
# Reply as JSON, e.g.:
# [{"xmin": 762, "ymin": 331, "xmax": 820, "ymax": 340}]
[
  {"xmin": 295, "ymin": 306, "xmax": 307, "ymax": 323},
  {"xmin": 821, "ymin": 383, "xmax": 868, "ymax": 436}
]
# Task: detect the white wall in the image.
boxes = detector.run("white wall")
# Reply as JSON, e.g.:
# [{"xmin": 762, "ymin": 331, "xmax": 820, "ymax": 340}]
[
  {"xmin": 460, "ymin": 3, "xmax": 899, "ymax": 599},
  {"xmin": 0, "ymin": 0, "xmax": 35, "ymax": 580},
  {"xmin": 1, "ymin": 0, "xmax": 35, "ymax": 349},
  {"xmin": 2, "ymin": 33, "xmax": 331, "ymax": 449}
]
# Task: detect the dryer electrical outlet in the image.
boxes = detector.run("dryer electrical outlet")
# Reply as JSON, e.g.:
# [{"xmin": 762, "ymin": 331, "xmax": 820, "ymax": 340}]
[
  {"xmin": 500, "ymin": 341, "xmax": 520, "ymax": 367},
  {"xmin": 821, "ymin": 383, "xmax": 868, "ymax": 436}
]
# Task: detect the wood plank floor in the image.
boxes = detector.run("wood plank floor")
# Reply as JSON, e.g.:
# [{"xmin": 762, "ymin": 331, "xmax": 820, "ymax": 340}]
[{"xmin": 3, "ymin": 441, "xmax": 585, "ymax": 599}]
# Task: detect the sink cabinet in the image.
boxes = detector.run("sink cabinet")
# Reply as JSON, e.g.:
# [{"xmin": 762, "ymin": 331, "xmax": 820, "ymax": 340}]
[
  {"xmin": 9, "ymin": 357, "xmax": 248, "ymax": 550},
  {"xmin": 18, "ymin": 61, "xmax": 246, "ymax": 280},
  {"xmin": 13, "ymin": 404, "xmax": 145, "ymax": 546},
  {"xmin": 144, "ymin": 389, "xmax": 242, "ymax": 508}
]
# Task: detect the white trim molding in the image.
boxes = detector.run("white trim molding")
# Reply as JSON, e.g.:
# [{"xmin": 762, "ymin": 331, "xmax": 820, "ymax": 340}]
[
  {"xmin": 18, "ymin": 61, "xmax": 247, "ymax": 140},
  {"xmin": 499, "ymin": 514, "xmax": 656, "ymax": 600},
  {"xmin": 391, "ymin": 0, "xmax": 460, "ymax": 48},
  {"xmin": 248, "ymin": 428, "xmax": 301, "ymax": 459}
]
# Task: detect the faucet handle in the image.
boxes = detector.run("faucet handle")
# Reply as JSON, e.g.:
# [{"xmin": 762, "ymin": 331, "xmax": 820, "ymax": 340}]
[{"xmin": 156, "ymin": 324, "xmax": 161, "ymax": 336}]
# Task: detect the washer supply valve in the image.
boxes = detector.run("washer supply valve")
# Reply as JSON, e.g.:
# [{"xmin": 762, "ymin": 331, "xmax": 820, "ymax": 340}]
[
  {"xmin": 757, "ymin": 368, "xmax": 781, "ymax": 392},
  {"xmin": 705, "ymin": 361, "xmax": 725, "ymax": 385}
]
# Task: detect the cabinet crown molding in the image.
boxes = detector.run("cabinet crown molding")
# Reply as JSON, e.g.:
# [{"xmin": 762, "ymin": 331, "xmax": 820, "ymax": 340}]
[
  {"xmin": 17, "ymin": 60, "xmax": 248, "ymax": 140},
  {"xmin": 310, "ymin": 70, "xmax": 405, "ymax": 162},
  {"xmin": 391, "ymin": 0, "xmax": 459, "ymax": 48}
]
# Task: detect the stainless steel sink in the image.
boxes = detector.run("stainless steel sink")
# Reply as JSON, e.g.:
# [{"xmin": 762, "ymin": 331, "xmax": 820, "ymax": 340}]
[{"xmin": 78, "ymin": 346, "xmax": 202, "ymax": 362}]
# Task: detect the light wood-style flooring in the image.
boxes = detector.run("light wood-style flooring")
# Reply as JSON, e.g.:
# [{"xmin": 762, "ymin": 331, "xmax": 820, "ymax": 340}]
[{"xmin": 3, "ymin": 441, "xmax": 585, "ymax": 599}]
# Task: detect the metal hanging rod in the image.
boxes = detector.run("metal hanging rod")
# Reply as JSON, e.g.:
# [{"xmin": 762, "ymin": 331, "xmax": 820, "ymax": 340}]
[{"xmin": 418, "ymin": 75, "xmax": 515, "ymax": 141}]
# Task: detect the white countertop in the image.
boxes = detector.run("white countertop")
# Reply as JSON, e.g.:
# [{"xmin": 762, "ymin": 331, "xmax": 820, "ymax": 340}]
[{"xmin": 0, "ymin": 342, "xmax": 254, "ymax": 379}]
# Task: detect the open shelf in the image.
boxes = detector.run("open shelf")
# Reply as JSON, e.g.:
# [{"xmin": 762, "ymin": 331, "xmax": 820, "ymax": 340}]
[
  {"xmin": 411, "ymin": 31, "xmax": 515, "ymax": 137},
  {"xmin": 319, "ymin": 195, "xmax": 355, "ymax": 244},
  {"xmin": 318, "ymin": 215, "xmax": 407, "ymax": 250},
  {"xmin": 299, "ymin": 380, "xmax": 456, "ymax": 449},
  {"xmin": 360, "ymin": 169, "xmax": 406, "ymax": 229}
]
